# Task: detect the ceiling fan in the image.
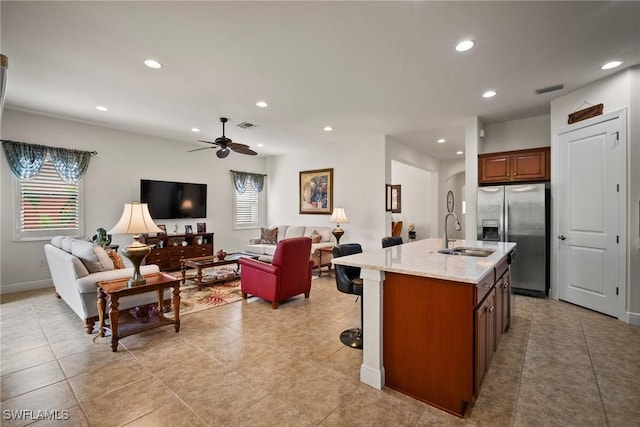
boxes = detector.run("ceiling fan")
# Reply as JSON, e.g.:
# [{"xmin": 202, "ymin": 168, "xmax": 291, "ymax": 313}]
[{"xmin": 188, "ymin": 117, "xmax": 257, "ymax": 159}]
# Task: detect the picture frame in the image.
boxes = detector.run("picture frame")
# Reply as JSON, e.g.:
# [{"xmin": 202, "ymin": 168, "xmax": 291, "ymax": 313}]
[
  {"xmin": 196, "ymin": 222, "xmax": 206, "ymax": 233},
  {"xmin": 385, "ymin": 184, "xmax": 392, "ymax": 211},
  {"xmin": 157, "ymin": 224, "xmax": 166, "ymax": 235},
  {"xmin": 299, "ymin": 168, "xmax": 333, "ymax": 214},
  {"xmin": 391, "ymin": 185, "xmax": 401, "ymax": 213},
  {"xmin": 185, "ymin": 224, "xmax": 193, "ymax": 234}
]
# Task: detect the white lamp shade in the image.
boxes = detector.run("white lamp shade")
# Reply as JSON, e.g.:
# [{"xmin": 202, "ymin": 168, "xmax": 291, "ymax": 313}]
[
  {"xmin": 108, "ymin": 203, "xmax": 163, "ymax": 235},
  {"xmin": 329, "ymin": 207, "xmax": 349, "ymax": 224}
]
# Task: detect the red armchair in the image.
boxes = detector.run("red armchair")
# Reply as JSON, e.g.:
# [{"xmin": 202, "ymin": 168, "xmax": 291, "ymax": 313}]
[{"xmin": 239, "ymin": 237, "xmax": 314, "ymax": 309}]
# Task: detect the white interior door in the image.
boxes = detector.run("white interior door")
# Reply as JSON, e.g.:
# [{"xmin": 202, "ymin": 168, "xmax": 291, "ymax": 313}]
[{"xmin": 557, "ymin": 113, "xmax": 625, "ymax": 318}]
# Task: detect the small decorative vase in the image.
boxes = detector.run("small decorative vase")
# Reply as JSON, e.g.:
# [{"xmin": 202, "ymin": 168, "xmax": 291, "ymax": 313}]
[{"xmin": 217, "ymin": 249, "xmax": 227, "ymax": 260}]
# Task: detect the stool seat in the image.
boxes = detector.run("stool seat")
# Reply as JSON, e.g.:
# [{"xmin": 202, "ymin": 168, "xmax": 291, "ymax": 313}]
[{"xmin": 333, "ymin": 243, "xmax": 364, "ymax": 349}]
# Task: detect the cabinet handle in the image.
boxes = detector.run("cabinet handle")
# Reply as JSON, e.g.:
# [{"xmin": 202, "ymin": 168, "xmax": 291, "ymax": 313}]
[{"xmin": 488, "ymin": 306, "xmax": 495, "ymax": 313}]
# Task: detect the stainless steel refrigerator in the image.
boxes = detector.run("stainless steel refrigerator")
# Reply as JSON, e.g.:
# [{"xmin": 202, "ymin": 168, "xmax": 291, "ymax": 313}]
[{"xmin": 477, "ymin": 183, "xmax": 550, "ymax": 297}]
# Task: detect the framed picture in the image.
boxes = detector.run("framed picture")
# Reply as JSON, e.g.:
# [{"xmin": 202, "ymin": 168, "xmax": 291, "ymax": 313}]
[
  {"xmin": 299, "ymin": 168, "xmax": 333, "ymax": 214},
  {"xmin": 196, "ymin": 222, "xmax": 206, "ymax": 233},
  {"xmin": 385, "ymin": 184, "xmax": 392, "ymax": 211},
  {"xmin": 157, "ymin": 224, "xmax": 166, "ymax": 235},
  {"xmin": 391, "ymin": 185, "xmax": 401, "ymax": 213},
  {"xmin": 185, "ymin": 224, "xmax": 193, "ymax": 234}
]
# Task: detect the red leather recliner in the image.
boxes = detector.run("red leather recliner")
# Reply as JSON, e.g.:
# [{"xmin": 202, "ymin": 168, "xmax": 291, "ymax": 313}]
[{"xmin": 239, "ymin": 237, "xmax": 314, "ymax": 309}]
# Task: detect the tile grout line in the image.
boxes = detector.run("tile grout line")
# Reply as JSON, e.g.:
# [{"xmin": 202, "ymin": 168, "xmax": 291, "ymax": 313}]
[
  {"xmin": 580, "ymin": 315, "xmax": 611, "ymax": 427},
  {"xmin": 510, "ymin": 300, "xmax": 534, "ymax": 427},
  {"xmin": 28, "ymin": 291, "xmax": 91, "ymax": 426}
]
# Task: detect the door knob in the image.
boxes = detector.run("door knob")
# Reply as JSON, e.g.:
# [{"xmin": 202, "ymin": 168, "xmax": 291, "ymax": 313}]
[{"xmin": 558, "ymin": 235, "xmax": 566, "ymax": 240}]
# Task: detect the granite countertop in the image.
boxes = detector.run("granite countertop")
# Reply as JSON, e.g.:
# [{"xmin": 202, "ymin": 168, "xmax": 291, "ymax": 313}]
[{"xmin": 331, "ymin": 238, "xmax": 517, "ymax": 284}]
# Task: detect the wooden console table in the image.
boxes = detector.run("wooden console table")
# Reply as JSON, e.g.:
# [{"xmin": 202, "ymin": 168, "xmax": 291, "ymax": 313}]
[{"xmin": 97, "ymin": 272, "xmax": 181, "ymax": 352}]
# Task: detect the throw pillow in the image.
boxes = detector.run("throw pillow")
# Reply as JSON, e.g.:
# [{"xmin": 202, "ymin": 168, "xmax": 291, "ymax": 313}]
[
  {"xmin": 70, "ymin": 240, "xmax": 114, "ymax": 273},
  {"xmin": 311, "ymin": 230, "xmax": 322, "ymax": 244},
  {"xmin": 106, "ymin": 249, "xmax": 126, "ymax": 269},
  {"xmin": 260, "ymin": 227, "xmax": 278, "ymax": 244}
]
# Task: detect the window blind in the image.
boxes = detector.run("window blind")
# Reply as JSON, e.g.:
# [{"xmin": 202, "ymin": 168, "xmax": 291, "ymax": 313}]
[{"xmin": 234, "ymin": 179, "xmax": 259, "ymax": 228}]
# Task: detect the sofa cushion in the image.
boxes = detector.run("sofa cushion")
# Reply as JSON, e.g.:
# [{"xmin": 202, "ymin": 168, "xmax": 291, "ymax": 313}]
[
  {"xmin": 285, "ymin": 226, "xmax": 306, "ymax": 239},
  {"xmin": 304, "ymin": 226, "xmax": 332, "ymax": 242},
  {"xmin": 269, "ymin": 225, "xmax": 289, "ymax": 242},
  {"xmin": 51, "ymin": 235, "xmax": 66, "ymax": 249},
  {"xmin": 311, "ymin": 231, "xmax": 322, "ymax": 244},
  {"xmin": 71, "ymin": 240, "xmax": 114, "ymax": 273},
  {"xmin": 61, "ymin": 236, "xmax": 75, "ymax": 253},
  {"xmin": 260, "ymin": 227, "xmax": 279, "ymax": 244},
  {"xmin": 246, "ymin": 244, "xmax": 267, "ymax": 255},
  {"xmin": 263, "ymin": 245, "xmax": 277, "ymax": 256}
]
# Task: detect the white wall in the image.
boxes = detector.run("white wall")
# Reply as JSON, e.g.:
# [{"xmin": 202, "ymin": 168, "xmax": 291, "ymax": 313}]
[
  {"xmin": 391, "ymin": 160, "xmax": 435, "ymax": 242},
  {"xmin": 481, "ymin": 115, "xmax": 551, "ymax": 154},
  {"xmin": 386, "ymin": 136, "xmax": 440, "ymax": 242},
  {"xmin": 550, "ymin": 67, "xmax": 639, "ymax": 323},
  {"xmin": 1, "ymin": 109, "xmax": 267, "ymax": 292},
  {"xmin": 464, "ymin": 117, "xmax": 482, "ymax": 241},
  {"xmin": 438, "ymin": 158, "xmax": 465, "ymax": 239},
  {"xmin": 266, "ymin": 136, "xmax": 387, "ymax": 251}
]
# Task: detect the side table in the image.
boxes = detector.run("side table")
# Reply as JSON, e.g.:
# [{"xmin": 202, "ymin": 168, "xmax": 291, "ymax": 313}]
[
  {"xmin": 317, "ymin": 246, "xmax": 334, "ymax": 277},
  {"xmin": 97, "ymin": 272, "xmax": 181, "ymax": 352}
]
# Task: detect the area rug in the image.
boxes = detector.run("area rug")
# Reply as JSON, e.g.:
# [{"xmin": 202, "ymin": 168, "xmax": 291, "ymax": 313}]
[{"xmin": 166, "ymin": 267, "xmax": 243, "ymax": 316}]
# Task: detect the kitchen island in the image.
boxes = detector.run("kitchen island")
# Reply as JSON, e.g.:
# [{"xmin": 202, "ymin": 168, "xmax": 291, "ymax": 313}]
[{"xmin": 332, "ymin": 238, "xmax": 516, "ymax": 417}]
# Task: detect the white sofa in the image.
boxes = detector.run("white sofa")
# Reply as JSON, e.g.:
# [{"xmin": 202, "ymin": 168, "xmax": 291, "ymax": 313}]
[
  {"xmin": 44, "ymin": 236, "xmax": 161, "ymax": 334},
  {"xmin": 245, "ymin": 225, "xmax": 334, "ymax": 269}
]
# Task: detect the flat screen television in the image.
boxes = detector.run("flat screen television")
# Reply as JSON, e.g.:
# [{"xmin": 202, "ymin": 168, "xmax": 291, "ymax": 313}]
[{"xmin": 140, "ymin": 179, "xmax": 207, "ymax": 219}]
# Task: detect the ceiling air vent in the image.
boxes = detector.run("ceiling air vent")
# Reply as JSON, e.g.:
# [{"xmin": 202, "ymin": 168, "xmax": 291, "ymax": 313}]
[
  {"xmin": 237, "ymin": 121, "xmax": 256, "ymax": 129},
  {"xmin": 535, "ymin": 84, "xmax": 564, "ymax": 95}
]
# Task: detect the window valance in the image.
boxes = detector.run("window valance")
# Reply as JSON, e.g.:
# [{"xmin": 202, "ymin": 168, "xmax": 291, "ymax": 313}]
[
  {"xmin": 1, "ymin": 140, "xmax": 96, "ymax": 183},
  {"xmin": 230, "ymin": 170, "xmax": 266, "ymax": 193}
]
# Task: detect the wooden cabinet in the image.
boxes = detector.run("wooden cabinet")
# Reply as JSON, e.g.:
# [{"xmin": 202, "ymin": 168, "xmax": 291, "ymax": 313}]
[
  {"xmin": 475, "ymin": 287, "xmax": 496, "ymax": 394},
  {"xmin": 140, "ymin": 233, "xmax": 213, "ymax": 271},
  {"xmin": 479, "ymin": 147, "xmax": 550, "ymax": 184},
  {"xmin": 381, "ymin": 251, "xmax": 514, "ymax": 417},
  {"xmin": 495, "ymin": 256, "xmax": 511, "ymax": 336}
]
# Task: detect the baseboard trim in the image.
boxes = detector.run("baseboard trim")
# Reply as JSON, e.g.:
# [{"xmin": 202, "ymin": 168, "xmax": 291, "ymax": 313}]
[
  {"xmin": 0, "ymin": 279, "xmax": 53, "ymax": 295},
  {"xmin": 627, "ymin": 311, "xmax": 640, "ymax": 326}
]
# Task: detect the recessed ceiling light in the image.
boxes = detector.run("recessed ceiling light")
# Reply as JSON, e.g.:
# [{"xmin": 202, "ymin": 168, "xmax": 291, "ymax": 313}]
[
  {"xmin": 257, "ymin": 143, "xmax": 264, "ymax": 147},
  {"xmin": 256, "ymin": 101, "xmax": 268, "ymax": 108},
  {"xmin": 482, "ymin": 90, "xmax": 497, "ymax": 98},
  {"xmin": 601, "ymin": 61, "xmax": 623, "ymax": 70},
  {"xmin": 455, "ymin": 40, "xmax": 474, "ymax": 52},
  {"xmin": 144, "ymin": 59, "xmax": 162, "ymax": 69},
  {"xmin": 95, "ymin": 105, "xmax": 108, "ymax": 112},
  {"xmin": 437, "ymin": 138, "xmax": 446, "ymax": 144},
  {"xmin": 324, "ymin": 126, "xmax": 333, "ymax": 132},
  {"xmin": 191, "ymin": 128, "xmax": 200, "ymax": 133},
  {"xmin": 456, "ymin": 151, "xmax": 464, "ymax": 155}
]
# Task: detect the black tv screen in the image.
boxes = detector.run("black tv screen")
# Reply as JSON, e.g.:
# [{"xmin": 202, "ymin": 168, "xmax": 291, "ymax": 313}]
[{"xmin": 140, "ymin": 179, "xmax": 207, "ymax": 219}]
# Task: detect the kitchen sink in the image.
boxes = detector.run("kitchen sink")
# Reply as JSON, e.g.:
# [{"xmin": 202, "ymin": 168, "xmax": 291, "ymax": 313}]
[{"xmin": 437, "ymin": 247, "xmax": 495, "ymax": 257}]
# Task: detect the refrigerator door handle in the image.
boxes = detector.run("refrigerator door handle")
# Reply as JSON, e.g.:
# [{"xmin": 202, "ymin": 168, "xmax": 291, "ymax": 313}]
[{"xmin": 505, "ymin": 201, "xmax": 509, "ymax": 241}]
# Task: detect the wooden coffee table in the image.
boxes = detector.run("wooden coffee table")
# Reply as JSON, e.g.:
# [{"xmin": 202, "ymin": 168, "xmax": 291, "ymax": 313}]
[
  {"xmin": 97, "ymin": 272, "xmax": 180, "ymax": 352},
  {"xmin": 180, "ymin": 253, "xmax": 259, "ymax": 290}
]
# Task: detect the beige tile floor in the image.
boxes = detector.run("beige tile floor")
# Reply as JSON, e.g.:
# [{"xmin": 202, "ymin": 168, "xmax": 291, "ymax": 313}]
[{"xmin": 1, "ymin": 275, "xmax": 639, "ymax": 426}]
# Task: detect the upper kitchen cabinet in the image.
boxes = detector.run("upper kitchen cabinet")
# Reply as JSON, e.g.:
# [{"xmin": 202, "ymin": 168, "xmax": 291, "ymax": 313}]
[{"xmin": 478, "ymin": 147, "xmax": 550, "ymax": 184}]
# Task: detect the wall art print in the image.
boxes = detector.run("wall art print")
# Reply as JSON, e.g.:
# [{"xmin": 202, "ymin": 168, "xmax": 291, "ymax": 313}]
[{"xmin": 299, "ymin": 168, "xmax": 333, "ymax": 214}]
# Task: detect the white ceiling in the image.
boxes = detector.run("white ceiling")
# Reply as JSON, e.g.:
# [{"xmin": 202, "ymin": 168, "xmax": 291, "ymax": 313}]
[{"xmin": 2, "ymin": 1, "xmax": 639, "ymax": 160}]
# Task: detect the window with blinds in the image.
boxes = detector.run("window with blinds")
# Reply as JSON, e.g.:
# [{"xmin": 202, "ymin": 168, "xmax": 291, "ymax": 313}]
[
  {"xmin": 234, "ymin": 178, "xmax": 259, "ymax": 229},
  {"xmin": 15, "ymin": 156, "xmax": 84, "ymax": 240}
]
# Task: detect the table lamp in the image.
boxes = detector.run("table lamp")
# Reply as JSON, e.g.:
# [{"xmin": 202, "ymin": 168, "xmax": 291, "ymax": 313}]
[
  {"xmin": 329, "ymin": 207, "xmax": 349, "ymax": 245},
  {"xmin": 108, "ymin": 202, "xmax": 163, "ymax": 287}
]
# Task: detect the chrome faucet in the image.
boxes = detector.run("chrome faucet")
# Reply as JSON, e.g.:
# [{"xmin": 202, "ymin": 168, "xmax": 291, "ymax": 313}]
[{"xmin": 443, "ymin": 212, "xmax": 462, "ymax": 248}]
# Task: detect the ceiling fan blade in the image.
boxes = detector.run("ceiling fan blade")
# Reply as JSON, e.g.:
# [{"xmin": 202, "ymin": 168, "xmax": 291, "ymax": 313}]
[
  {"xmin": 216, "ymin": 148, "xmax": 230, "ymax": 159},
  {"xmin": 229, "ymin": 144, "xmax": 257, "ymax": 155},
  {"xmin": 197, "ymin": 139, "xmax": 221, "ymax": 146},
  {"xmin": 188, "ymin": 146, "xmax": 216, "ymax": 153}
]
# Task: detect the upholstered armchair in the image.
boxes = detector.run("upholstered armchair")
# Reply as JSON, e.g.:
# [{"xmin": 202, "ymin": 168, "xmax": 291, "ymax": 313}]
[{"xmin": 239, "ymin": 237, "xmax": 314, "ymax": 309}]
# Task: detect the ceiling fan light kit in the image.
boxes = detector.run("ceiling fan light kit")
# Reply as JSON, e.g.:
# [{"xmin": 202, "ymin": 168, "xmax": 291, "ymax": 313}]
[{"xmin": 188, "ymin": 117, "xmax": 257, "ymax": 159}]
